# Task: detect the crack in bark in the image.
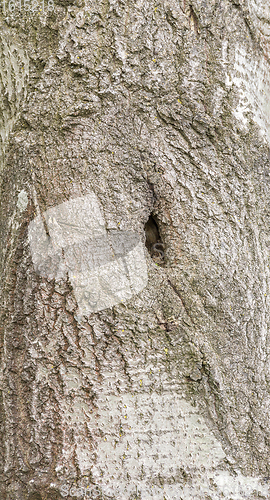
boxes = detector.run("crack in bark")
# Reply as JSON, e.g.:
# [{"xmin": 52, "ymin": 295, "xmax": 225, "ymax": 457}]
[{"xmin": 167, "ymin": 278, "xmax": 195, "ymax": 326}]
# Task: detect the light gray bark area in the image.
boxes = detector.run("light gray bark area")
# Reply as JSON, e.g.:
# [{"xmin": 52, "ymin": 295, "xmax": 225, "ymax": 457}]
[{"xmin": 1, "ymin": 0, "xmax": 270, "ymax": 499}]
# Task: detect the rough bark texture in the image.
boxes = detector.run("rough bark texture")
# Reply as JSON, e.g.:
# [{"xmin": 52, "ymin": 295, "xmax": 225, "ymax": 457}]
[{"xmin": 1, "ymin": 0, "xmax": 270, "ymax": 498}]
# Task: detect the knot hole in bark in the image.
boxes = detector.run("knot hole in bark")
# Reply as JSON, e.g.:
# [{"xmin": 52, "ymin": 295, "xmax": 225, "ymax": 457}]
[{"xmin": 144, "ymin": 214, "xmax": 165, "ymax": 266}]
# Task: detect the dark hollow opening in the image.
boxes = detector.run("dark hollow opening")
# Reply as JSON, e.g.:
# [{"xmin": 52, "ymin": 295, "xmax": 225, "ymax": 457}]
[{"xmin": 144, "ymin": 215, "xmax": 165, "ymax": 264}]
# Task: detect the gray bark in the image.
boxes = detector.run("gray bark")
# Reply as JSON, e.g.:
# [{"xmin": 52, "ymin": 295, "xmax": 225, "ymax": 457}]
[{"xmin": 1, "ymin": 0, "xmax": 270, "ymax": 498}]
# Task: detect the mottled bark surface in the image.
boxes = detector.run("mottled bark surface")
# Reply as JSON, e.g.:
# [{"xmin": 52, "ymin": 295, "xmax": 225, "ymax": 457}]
[{"xmin": 1, "ymin": 0, "xmax": 270, "ymax": 499}]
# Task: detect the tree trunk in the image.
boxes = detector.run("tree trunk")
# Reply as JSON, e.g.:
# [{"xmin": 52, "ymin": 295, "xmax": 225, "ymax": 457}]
[{"xmin": 1, "ymin": 0, "xmax": 270, "ymax": 498}]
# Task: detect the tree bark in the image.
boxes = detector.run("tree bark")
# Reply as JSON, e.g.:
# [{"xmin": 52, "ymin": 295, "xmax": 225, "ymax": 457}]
[{"xmin": 1, "ymin": 0, "xmax": 270, "ymax": 499}]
